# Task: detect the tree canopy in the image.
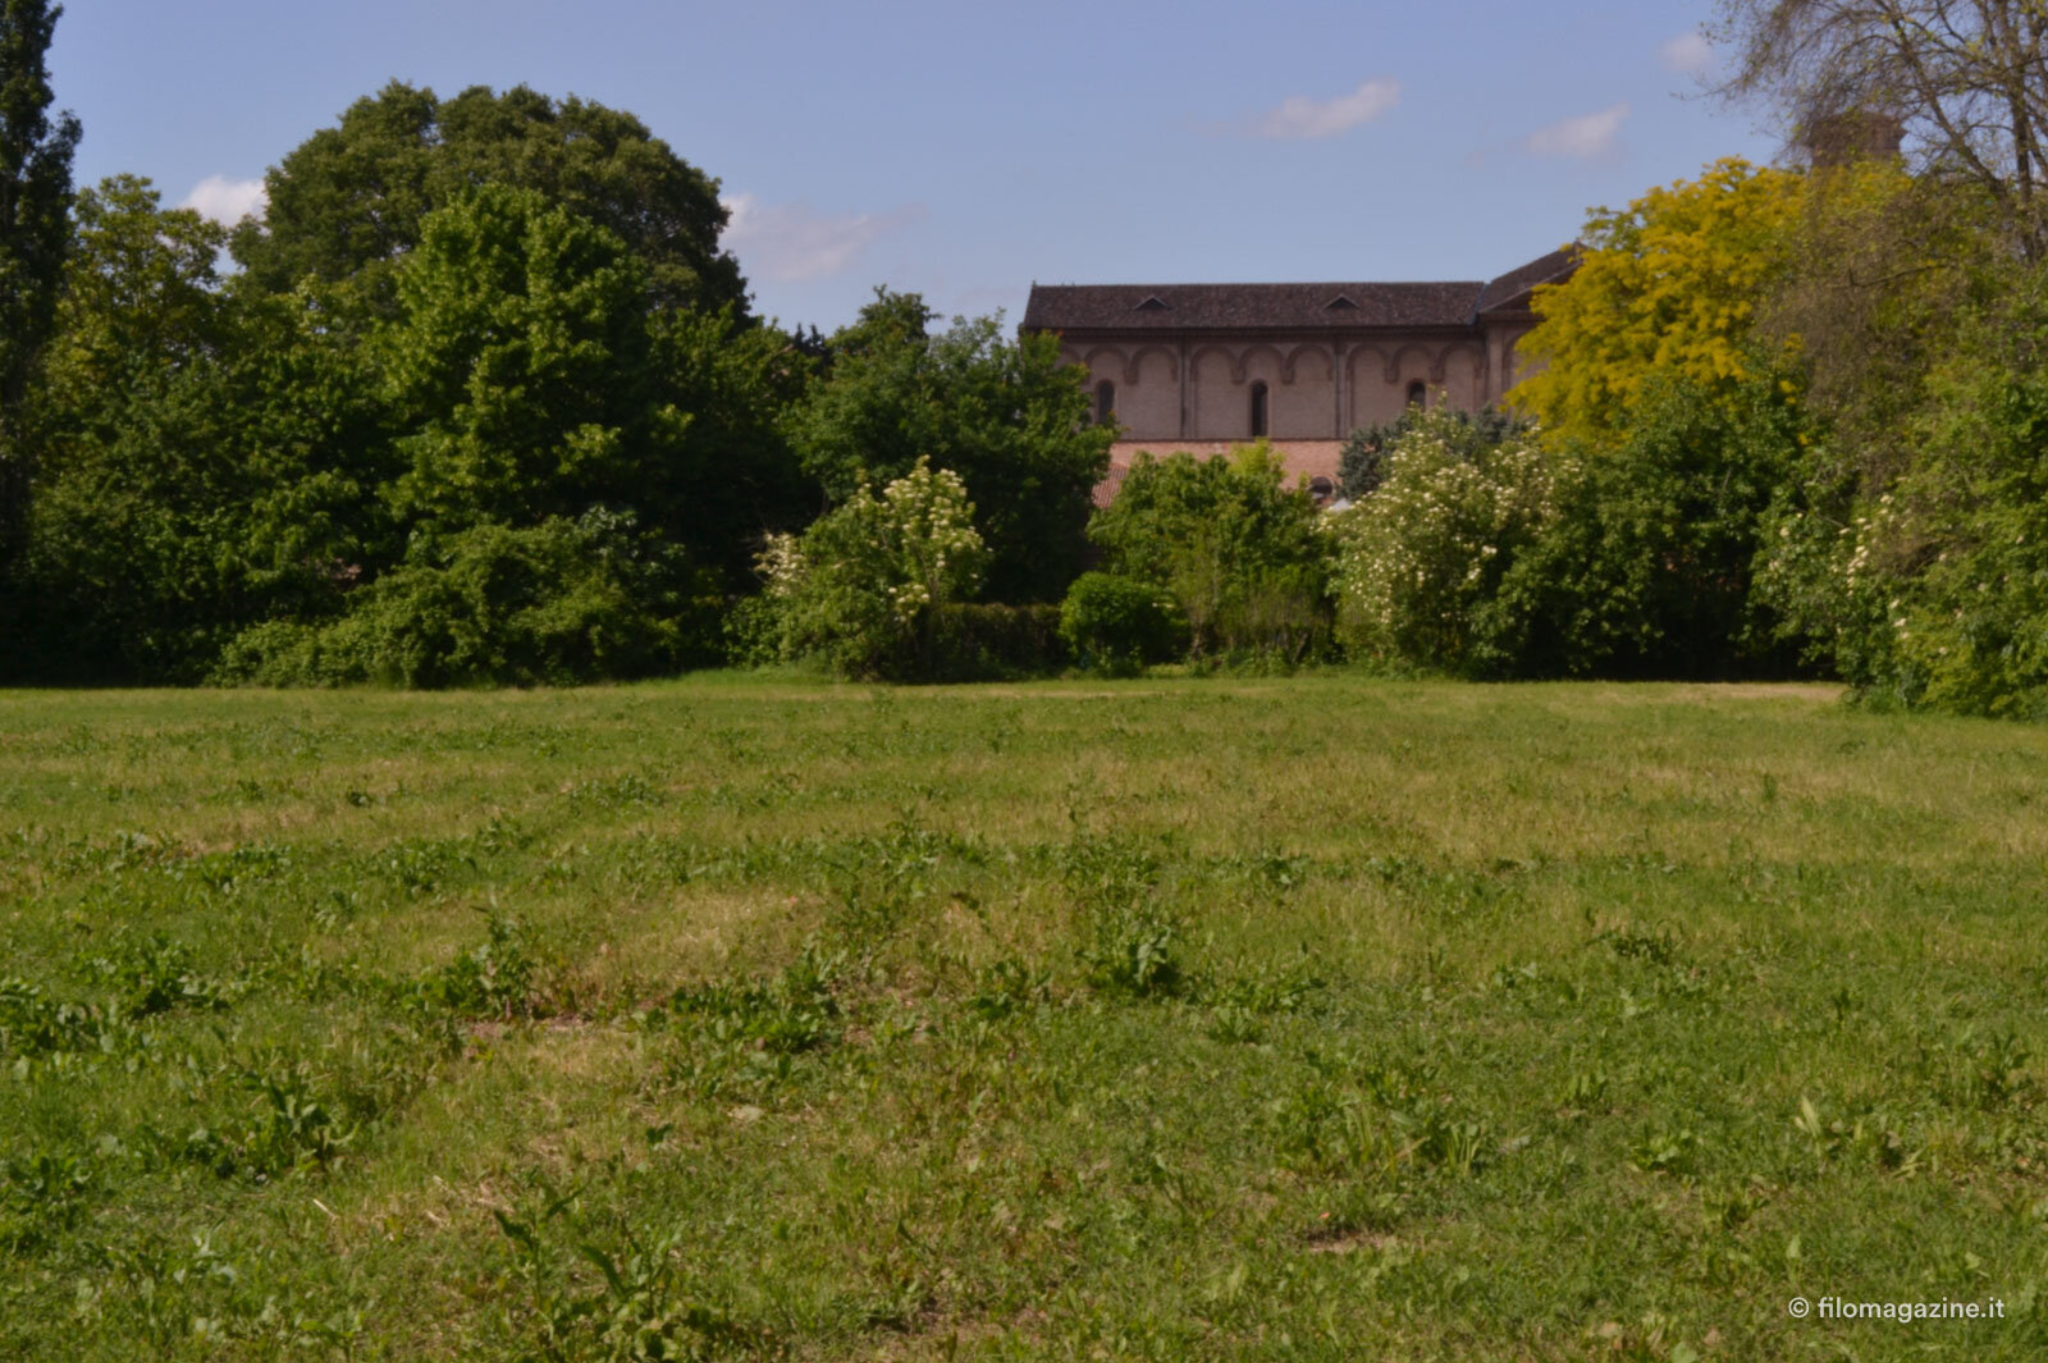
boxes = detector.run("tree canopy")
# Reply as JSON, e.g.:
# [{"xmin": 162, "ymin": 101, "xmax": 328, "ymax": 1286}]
[
  {"xmin": 1710, "ymin": 0, "xmax": 2048, "ymax": 254},
  {"xmin": 786, "ymin": 290, "xmax": 1111, "ymax": 603},
  {"xmin": 232, "ymin": 82, "xmax": 747, "ymax": 315},
  {"xmin": 1510, "ymin": 158, "xmax": 1805, "ymax": 450},
  {"xmin": 0, "ymin": 0, "xmax": 78, "ymax": 544}
]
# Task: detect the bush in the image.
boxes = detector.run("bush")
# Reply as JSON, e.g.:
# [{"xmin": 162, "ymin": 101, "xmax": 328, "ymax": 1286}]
[
  {"xmin": 1493, "ymin": 371, "xmax": 1804, "ymax": 679},
  {"xmin": 926, "ymin": 603, "xmax": 1066, "ymax": 681},
  {"xmin": 1058, "ymin": 572, "xmax": 1185, "ymax": 675},
  {"xmin": 215, "ymin": 511, "xmax": 718, "ymax": 687},
  {"xmin": 1339, "ymin": 406, "xmax": 1533, "ymax": 501},
  {"xmin": 759, "ymin": 457, "xmax": 992, "ymax": 680},
  {"xmin": 1329, "ymin": 409, "xmax": 1566, "ymax": 676},
  {"xmin": 1088, "ymin": 442, "xmax": 1333, "ymax": 662},
  {"xmin": 1762, "ymin": 337, "xmax": 2048, "ymax": 716}
]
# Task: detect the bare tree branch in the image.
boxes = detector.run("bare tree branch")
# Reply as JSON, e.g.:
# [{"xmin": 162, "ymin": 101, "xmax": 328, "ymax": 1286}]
[{"xmin": 1712, "ymin": 0, "xmax": 2048, "ymax": 255}]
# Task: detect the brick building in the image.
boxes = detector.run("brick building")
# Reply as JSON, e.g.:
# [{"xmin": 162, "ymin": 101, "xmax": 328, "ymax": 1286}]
[{"xmin": 1021, "ymin": 248, "xmax": 1575, "ymax": 499}]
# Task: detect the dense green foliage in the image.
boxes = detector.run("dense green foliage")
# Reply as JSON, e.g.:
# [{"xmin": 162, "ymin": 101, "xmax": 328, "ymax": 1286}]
[
  {"xmin": 748, "ymin": 458, "xmax": 994, "ymax": 681},
  {"xmin": 1330, "ymin": 410, "xmax": 1566, "ymax": 676},
  {"xmin": 231, "ymin": 81, "xmax": 746, "ymax": 316},
  {"xmin": 925, "ymin": 601, "xmax": 1068, "ymax": 680},
  {"xmin": 7, "ymin": 14, "xmax": 2048, "ymax": 712},
  {"xmin": 1732, "ymin": 170, "xmax": 2048, "ymax": 715},
  {"xmin": 1338, "ymin": 404, "xmax": 1532, "ymax": 501},
  {"xmin": 1759, "ymin": 278, "xmax": 2048, "ymax": 716},
  {"xmin": 1506, "ymin": 370, "xmax": 1806, "ymax": 679},
  {"xmin": 1057, "ymin": 571, "xmax": 1186, "ymax": 675},
  {"xmin": 0, "ymin": 68, "xmax": 1116, "ymax": 686},
  {"xmin": 215, "ymin": 512, "xmax": 719, "ymax": 688},
  {"xmin": 15, "ymin": 178, "xmax": 391, "ymax": 681},
  {"xmin": 0, "ymin": 0, "xmax": 78, "ymax": 549},
  {"xmin": 8, "ymin": 174, "xmax": 799, "ymax": 686},
  {"xmin": 785, "ymin": 290, "xmax": 1112, "ymax": 604},
  {"xmin": 6, "ymin": 677, "xmax": 2048, "ymax": 1358},
  {"xmin": 1088, "ymin": 442, "xmax": 1332, "ymax": 663}
]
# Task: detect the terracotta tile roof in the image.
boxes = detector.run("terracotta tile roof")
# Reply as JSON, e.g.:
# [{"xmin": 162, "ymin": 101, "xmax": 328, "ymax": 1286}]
[{"xmin": 1022, "ymin": 250, "xmax": 1580, "ymax": 334}]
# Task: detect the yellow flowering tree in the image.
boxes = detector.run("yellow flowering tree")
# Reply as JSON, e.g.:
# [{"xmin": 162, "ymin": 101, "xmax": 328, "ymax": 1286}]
[{"xmin": 1512, "ymin": 158, "xmax": 1806, "ymax": 450}]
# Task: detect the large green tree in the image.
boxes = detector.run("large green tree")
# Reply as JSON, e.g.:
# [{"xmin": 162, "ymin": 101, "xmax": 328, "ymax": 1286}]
[
  {"xmin": 0, "ymin": 0, "xmax": 77, "ymax": 547},
  {"xmin": 233, "ymin": 81, "xmax": 746, "ymax": 316},
  {"xmin": 17, "ymin": 178, "xmax": 392, "ymax": 681},
  {"xmin": 380, "ymin": 183, "xmax": 804, "ymax": 571},
  {"xmin": 786, "ymin": 290, "xmax": 1110, "ymax": 602}
]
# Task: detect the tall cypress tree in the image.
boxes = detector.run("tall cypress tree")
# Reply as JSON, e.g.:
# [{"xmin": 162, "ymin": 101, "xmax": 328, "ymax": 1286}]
[{"xmin": 0, "ymin": 0, "xmax": 79, "ymax": 547}]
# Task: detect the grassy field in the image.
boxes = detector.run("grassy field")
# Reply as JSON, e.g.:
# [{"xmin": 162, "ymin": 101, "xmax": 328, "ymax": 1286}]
[{"xmin": 3, "ymin": 674, "xmax": 2048, "ymax": 1360}]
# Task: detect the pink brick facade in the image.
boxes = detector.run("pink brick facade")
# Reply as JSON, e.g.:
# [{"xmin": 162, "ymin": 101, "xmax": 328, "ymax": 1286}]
[{"xmin": 1023, "ymin": 251, "xmax": 1575, "ymax": 497}]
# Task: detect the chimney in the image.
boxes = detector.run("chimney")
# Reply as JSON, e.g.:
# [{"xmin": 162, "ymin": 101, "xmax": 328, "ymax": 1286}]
[{"xmin": 1805, "ymin": 111, "xmax": 1906, "ymax": 168}]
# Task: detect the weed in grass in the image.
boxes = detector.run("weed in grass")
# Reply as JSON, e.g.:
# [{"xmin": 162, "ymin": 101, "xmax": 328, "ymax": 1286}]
[
  {"xmin": 83, "ymin": 932, "xmax": 238, "ymax": 1019},
  {"xmin": 1557, "ymin": 1066, "xmax": 1613, "ymax": 1113},
  {"xmin": 0, "ymin": 977, "xmax": 136, "ymax": 1065},
  {"xmin": 184, "ymin": 842, "xmax": 295, "ymax": 894},
  {"xmin": 1924, "ymin": 1029, "xmax": 2035, "ymax": 1112},
  {"xmin": 1628, "ymin": 1125, "xmax": 1701, "ymax": 1177},
  {"xmin": 0, "ymin": 1151, "xmax": 93, "ymax": 1252},
  {"xmin": 1388, "ymin": 1101, "xmax": 1491, "ymax": 1178},
  {"xmin": 965, "ymin": 959, "xmax": 1052, "ymax": 1022},
  {"xmin": 239, "ymin": 1062, "xmax": 355, "ymax": 1177},
  {"xmin": 1206, "ymin": 1006, "xmax": 1266, "ymax": 1044},
  {"xmin": 1077, "ymin": 903, "xmax": 1182, "ymax": 999},
  {"xmin": 413, "ymin": 914, "xmax": 547, "ymax": 1020},
  {"xmin": 495, "ymin": 1182, "xmax": 784, "ymax": 1362},
  {"xmin": 375, "ymin": 837, "xmax": 477, "ymax": 897},
  {"xmin": 1597, "ymin": 924, "xmax": 1681, "ymax": 967},
  {"xmin": 660, "ymin": 947, "xmax": 843, "ymax": 1056},
  {"xmin": 1208, "ymin": 955, "xmax": 1325, "ymax": 1015},
  {"xmin": 646, "ymin": 946, "xmax": 846, "ymax": 1100},
  {"xmin": 565, "ymin": 772, "xmax": 666, "ymax": 810}
]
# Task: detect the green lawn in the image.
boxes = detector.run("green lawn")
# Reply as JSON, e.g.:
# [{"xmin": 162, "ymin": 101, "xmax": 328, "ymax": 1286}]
[{"xmin": 3, "ymin": 674, "xmax": 2047, "ymax": 1360}]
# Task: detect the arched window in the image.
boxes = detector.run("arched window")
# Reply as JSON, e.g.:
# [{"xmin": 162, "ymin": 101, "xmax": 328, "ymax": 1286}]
[
  {"xmin": 1249, "ymin": 381, "xmax": 1269, "ymax": 438},
  {"xmin": 1406, "ymin": 380, "xmax": 1427, "ymax": 409},
  {"xmin": 1095, "ymin": 379, "xmax": 1116, "ymax": 425}
]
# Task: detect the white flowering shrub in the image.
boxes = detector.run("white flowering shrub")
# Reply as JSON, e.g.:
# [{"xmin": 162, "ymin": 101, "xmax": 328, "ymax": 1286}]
[
  {"xmin": 766, "ymin": 457, "xmax": 992, "ymax": 678},
  {"xmin": 863, "ymin": 459, "xmax": 990, "ymax": 630},
  {"xmin": 753, "ymin": 531, "xmax": 807, "ymax": 600},
  {"xmin": 1329, "ymin": 409, "xmax": 1568, "ymax": 673}
]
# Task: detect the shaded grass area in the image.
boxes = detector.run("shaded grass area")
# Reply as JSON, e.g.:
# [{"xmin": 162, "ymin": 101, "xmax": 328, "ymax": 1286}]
[{"xmin": 3, "ymin": 674, "xmax": 2047, "ymax": 1359}]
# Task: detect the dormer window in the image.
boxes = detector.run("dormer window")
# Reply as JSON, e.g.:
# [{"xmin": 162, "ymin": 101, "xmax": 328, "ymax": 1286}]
[
  {"xmin": 1325, "ymin": 294, "xmax": 1359, "ymax": 311},
  {"xmin": 1134, "ymin": 295, "xmax": 1170, "ymax": 311}
]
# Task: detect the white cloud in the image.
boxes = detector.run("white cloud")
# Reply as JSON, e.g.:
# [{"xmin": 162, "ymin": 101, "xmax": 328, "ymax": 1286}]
[
  {"xmin": 1523, "ymin": 103, "xmax": 1631, "ymax": 159},
  {"xmin": 1659, "ymin": 31, "xmax": 1714, "ymax": 77},
  {"xmin": 180, "ymin": 174, "xmax": 267, "ymax": 226},
  {"xmin": 719, "ymin": 193, "xmax": 925, "ymax": 283},
  {"xmin": 1253, "ymin": 79, "xmax": 1401, "ymax": 140}
]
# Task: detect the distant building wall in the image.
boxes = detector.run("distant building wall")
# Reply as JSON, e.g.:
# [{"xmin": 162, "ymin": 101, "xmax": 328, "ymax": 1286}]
[
  {"xmin": 1025, "ymin": 250, "xmax": 1574, "ymax": 493},
  {"xmin": 1065, "ymin": 334, "xmax": 1533, "ymax": 445}
]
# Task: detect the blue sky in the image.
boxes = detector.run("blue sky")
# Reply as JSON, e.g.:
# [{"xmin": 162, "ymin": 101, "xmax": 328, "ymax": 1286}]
[{"xmin": 51, "ymin": 0, "xmax": 1780, "ymax": 332}]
